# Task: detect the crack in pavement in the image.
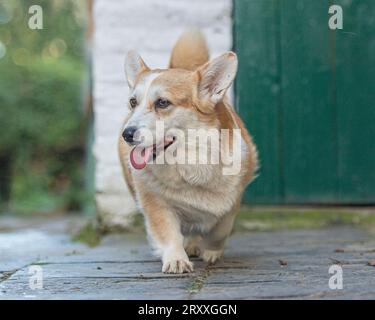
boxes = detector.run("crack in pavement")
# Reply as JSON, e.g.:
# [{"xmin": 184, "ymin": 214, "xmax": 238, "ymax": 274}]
[{"xmin": 186, "ymin": 265, "xmax": 212, "ymax": 298}]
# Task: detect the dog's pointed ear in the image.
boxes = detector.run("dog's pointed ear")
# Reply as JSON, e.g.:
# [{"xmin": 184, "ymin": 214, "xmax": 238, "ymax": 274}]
[
  {"xmin": 196, "ymin": 52, "xmax": 238, "ymax": 105},
  {"xmin": 124, "ymin": 51, "xmax": 149, "ymax": 88}
]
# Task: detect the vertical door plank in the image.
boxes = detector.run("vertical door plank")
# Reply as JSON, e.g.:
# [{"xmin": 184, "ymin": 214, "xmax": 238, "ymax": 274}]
[
  {"xmin": 280, "ymin": 0, "xmax": 338, "ymax": 203},
  {"xmin": 234, "ymin": 0, "xmax": 282, "ymax": 203},
  {"xmin": 336, "ymin": 0, "xmax": 375, "ymax": 203}
]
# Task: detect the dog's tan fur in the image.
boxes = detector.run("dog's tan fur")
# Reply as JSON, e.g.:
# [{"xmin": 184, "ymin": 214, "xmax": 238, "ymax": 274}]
[{"xmin": 119, "ymin": 29, "xmax": 258, "ymax": 273}]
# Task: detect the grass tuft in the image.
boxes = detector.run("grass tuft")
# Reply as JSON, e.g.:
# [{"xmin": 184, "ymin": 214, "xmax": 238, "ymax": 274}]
[
  {"xmin": 235, "ymin": 206, "xmax": 375, "ymax": 232},
  {"xmin": 72, "ymin": 221, "xmax": 102, "ymax": 247}
]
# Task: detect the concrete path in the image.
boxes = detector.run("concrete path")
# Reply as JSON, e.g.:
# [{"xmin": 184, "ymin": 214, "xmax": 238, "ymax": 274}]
[{"xmin": 1, "ymin": 216, "xmax": 375, "ymax": 299}]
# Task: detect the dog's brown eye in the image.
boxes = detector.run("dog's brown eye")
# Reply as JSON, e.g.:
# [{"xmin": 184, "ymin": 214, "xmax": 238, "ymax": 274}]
[
  {"xmin": 129, "ymin": 97, "xmax": 137, "ymax": 109},
  {"xmin": 155, "ymin": 98, "xmax": 171, "ymax": 109}
]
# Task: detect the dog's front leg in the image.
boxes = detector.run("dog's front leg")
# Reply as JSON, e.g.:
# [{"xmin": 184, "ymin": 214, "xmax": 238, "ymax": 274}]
[{"xmin": 139, "ymin": 191, "xmax": 193, "ymax": 274}]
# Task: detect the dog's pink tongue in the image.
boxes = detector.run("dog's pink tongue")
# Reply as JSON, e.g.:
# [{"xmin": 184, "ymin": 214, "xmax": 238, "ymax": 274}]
[{"xmin": 130, "ymin": 146, "xmax": 153, "ymax": 170}]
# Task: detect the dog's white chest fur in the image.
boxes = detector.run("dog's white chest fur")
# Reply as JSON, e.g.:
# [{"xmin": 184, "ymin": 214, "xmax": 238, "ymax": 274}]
[{"xmin": 133, "ymin": 162, "xmax": 243, "ymax": 235}]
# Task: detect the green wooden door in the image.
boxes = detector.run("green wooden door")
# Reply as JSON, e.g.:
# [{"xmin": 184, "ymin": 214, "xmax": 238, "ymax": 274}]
[{"xmin": 235, "ymin": 0, "xmax": 375, "ymax": 204}]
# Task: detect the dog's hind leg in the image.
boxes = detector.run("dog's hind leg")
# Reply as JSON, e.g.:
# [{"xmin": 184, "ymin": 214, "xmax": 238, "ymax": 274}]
[
  {"xmin": 184, "ymin": 235, "xmax": 202, "ymax": 257},
  {"xmin": 200, "ymin": 210, "xmax": 237, "ymax": 264}
]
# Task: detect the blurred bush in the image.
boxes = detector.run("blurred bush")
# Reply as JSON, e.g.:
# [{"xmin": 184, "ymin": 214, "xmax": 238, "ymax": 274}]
[{"xmin": 0, "ymin": 0, "xmax": 91, "ymax": 214}]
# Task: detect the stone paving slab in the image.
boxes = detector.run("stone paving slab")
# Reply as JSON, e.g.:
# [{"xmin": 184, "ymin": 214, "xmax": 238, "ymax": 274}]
[{"xmin": 1, "ymin": 217, "xmax": 375, "ymax": 299}]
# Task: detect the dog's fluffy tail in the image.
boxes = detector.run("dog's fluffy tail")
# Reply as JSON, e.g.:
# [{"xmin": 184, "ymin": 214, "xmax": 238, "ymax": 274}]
[{"xmin": 169, "ymin": 28, "xmax": 209, "ymax": 71}]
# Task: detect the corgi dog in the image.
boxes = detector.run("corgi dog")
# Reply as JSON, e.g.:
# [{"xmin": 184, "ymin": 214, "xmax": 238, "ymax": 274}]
[{"xmin": 119, "ymin": 29, "xmax": 258, "ymax": 273}]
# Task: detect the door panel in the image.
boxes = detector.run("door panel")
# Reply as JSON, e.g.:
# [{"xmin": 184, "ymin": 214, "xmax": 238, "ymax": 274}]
[{"xmin": 234, "ymin": 0, "xmax": 375, "ymax": 204}]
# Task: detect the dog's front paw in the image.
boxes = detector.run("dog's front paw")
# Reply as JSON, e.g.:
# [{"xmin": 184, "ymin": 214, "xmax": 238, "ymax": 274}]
[
  {"xmin": 162, "ymin": 258, "xmax": 194, "ymax": 274},
  {"xmin": 201, "ymin": 249, "xmax": 223, "ymax": 264}
]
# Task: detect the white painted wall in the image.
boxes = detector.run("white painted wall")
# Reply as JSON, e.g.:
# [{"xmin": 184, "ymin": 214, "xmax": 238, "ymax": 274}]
[{"xmin": 93, "ymin": 0, "xmax": 233, "ymax": 228}]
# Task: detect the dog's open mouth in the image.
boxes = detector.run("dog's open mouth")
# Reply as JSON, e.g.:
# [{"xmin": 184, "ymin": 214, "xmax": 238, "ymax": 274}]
[{"xmin": 129, "ymin": 137, "xmax": 175, "ymax": 170}]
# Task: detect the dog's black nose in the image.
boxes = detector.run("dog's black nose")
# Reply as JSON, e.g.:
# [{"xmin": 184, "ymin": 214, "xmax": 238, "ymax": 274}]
[{"xmin": 122, "ymin": 126, "xmax": 138, "ymax": 144}]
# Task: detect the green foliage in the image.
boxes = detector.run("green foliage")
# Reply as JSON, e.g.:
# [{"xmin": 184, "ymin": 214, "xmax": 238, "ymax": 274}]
[
  {"xmin": 72, "ymin": 221, "xmax": 102, "ymax": 247},
  {"xmin": 0, "ymin": 0, "xmax": 90, "ymax": 214}
]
